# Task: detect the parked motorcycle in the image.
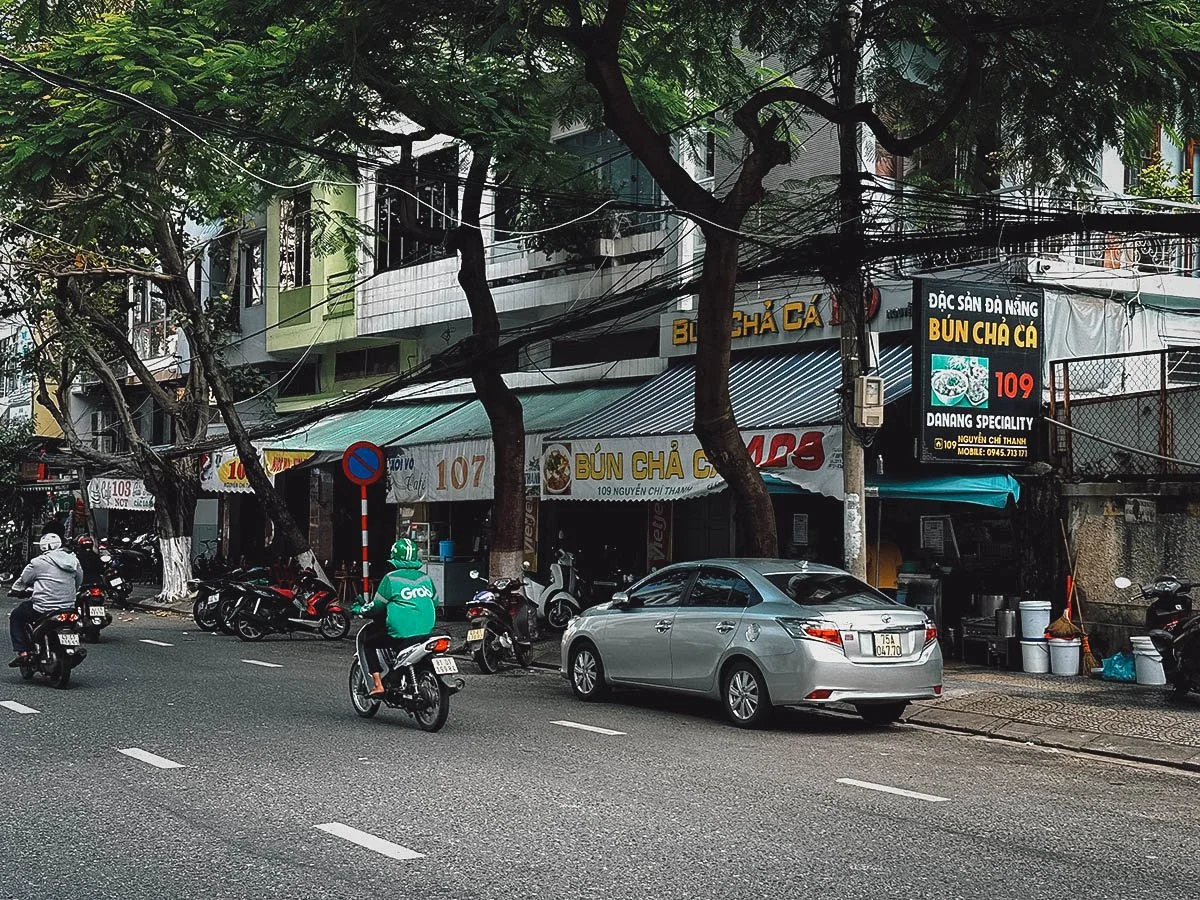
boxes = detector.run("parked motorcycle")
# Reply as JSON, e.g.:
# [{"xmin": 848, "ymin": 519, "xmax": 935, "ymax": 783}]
[
  {"xmin": 8, "ymin": 585, "xmax": 86, "ymax": 688},
  {"xmin": 98, "ymin": 547, "xmax": 131, "ymax": 606},
  {"xmin": 347, "ymin": 628, "xmax": 464, "ymax": 731},
  {"xmin": 232, "ymin": 570, "xmax": 350, "ymax": 642},
  {"xmin": 188, "ymin": 566, "xmax": 271, "ymax": 634},
  {"xmin": 107, "ymin": 531, "xmax": 154, "ymax": 582},
  {"xmin": 77, "ymin": 583, "xmax": 112, "ymax": 643},
  {"xmin": 466, "ymin": 569, "xmax": 538, "ymax": 673},
  {"xmin": 1116, "ymin": 574, "xmax": 1200, "ymax": 694},
  {"xmin": 76, "ymin": 536, "xmax": 130, "ymax": 609},
  {"xmin": 527, "ymin": 550, "xmax": 581, "ymax": 631}
]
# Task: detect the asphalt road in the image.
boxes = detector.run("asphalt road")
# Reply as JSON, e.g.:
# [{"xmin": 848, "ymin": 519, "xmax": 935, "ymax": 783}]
[{"xmin": 2, "ymin": 608, "xmax": 1198, "ymax": 900}]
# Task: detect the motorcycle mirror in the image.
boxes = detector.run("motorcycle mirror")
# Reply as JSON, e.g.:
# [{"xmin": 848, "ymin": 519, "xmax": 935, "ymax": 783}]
[
  {"xmin": 1114, "ymin": 576, "xmax": 1133, "ymax": 590},
  {"xmin": 522, "ymin": 561, "xmax": 531, "ymax": 571},
  {"xmin": 469, "ymin": 569, "xmax": 480, "ymax": 580}
]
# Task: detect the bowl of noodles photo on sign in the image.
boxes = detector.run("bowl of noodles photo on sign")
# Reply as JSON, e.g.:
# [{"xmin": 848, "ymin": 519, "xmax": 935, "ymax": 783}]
[
  {"xmin": 542, "ymin": 443, "xmax": 573, "ymax": 495},
  {"xmin": 930, "ymin": 354, "xmax": 989, "ymax": 409}
]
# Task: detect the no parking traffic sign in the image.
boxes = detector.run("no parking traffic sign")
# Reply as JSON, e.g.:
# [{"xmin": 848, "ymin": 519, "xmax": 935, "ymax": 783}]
[{"xmin": 342, "ymin": 441, "xmax": 385, "ymax": 486}]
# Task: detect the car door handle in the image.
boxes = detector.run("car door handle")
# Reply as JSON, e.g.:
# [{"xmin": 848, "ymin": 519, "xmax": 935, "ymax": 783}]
[
  {"xmin": 655, "ymin": 619, "xmax": 672, "ymax": 632},
  {"xmin": 715, "ymin": 621, "xmax": 736, "ymax": 634}
]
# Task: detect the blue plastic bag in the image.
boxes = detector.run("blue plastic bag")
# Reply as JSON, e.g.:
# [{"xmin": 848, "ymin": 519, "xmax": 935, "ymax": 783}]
[{"xmin": 1101, "ymin": 651, "xmax": 1136, "ymax": 682}]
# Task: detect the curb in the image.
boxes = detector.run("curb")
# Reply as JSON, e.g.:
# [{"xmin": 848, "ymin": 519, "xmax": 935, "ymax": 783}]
[{"xmin": 905, "ymin": 710, "xmax": 1200, "ymax": 773}]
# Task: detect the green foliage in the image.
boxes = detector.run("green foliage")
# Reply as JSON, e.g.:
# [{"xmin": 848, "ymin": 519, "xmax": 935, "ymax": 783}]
[
  {"xmin": 1128, "ymin": 161, "xmax": 1195, "ymax": 203},
  {"xmin": 0, "ymin": 418, "xmax": 33, "ymax": 524}
]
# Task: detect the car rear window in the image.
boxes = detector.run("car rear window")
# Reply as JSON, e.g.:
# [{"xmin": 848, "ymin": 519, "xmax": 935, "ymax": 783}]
[{"xmin": 764, "ymin": 572, "xmax": 898, "ymax": 611}]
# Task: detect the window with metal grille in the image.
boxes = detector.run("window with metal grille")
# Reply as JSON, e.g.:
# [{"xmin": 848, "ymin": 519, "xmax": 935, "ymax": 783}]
[
  {"xmin": 557, "ymin": 129, "xmax": 662, "ymax": 236},
  {"xmin": 280, "ymin": 192, "xmax": 312, "ymax": 289},
  {"xmin": 1167, "ymin": 345, "xmax": 1200, "ymax": 385},
  {"xmin": 375, "ymin": 148, "xmax": 459, "ymax": 272}
]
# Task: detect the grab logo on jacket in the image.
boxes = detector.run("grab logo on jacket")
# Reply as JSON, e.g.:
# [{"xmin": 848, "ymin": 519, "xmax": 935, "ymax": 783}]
[{"xmin": 399, "ymin": 585, "xmax": 435, "ymax": 601}]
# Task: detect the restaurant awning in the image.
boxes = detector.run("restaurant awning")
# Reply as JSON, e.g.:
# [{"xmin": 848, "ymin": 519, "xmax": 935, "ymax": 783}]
[
  {"xmin": 268, "ymin": 382, "xmax": 642, "ymax": 454},
  {"xmin": 763, "ymin": 471, "xmax": 1021, "ymax": 508},
  {"xmin": 553, "ymin": 344, "xmax": 913, "ymax": 439}
]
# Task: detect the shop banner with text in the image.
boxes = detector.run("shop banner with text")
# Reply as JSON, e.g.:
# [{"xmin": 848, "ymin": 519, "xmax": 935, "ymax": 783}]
[
  {"xmin": 540, "ymin": 428, "xmax": 843, "ymax": 501},
  {"xmin": 914, "ymin": 278, "xmax": 1044, "ymax": 465},
  {"xmin": 387, "ymin": 438, "xmax": 543, "ymax": 503},
  {"xmin": 199, "ymin": 448, "xmax": 315, "ymax": 493},
  {"xmin": 87, "ymin": 477, "xmax": 154, "ymax": 512}
]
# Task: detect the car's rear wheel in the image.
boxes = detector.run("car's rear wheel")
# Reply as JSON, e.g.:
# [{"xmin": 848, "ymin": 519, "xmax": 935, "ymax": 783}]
[
  {"xmin": 855, "ymin": 702, "xmax": 908, "ymax": 726},
  {"xmin": 722, "ymin": 660, "xmax": 770, "ymax": 728},
  {"xmin": 568, "ymin": 642, "xmax": 608, "ymax": 701}
]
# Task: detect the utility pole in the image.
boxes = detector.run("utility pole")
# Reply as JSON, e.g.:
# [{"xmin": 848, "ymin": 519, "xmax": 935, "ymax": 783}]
[{"xmin": 836, "ymin": 0, "xmax": 868, "ymax": 579}]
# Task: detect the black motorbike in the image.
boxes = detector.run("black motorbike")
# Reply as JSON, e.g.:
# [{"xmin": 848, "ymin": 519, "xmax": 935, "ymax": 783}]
[
  {"xmin": 189, "ymin": 566, "xmax": 270, "ymax": 634},
  {"xmin": 1119, "ymin": 575, "xmax": 1200, "ymax": 695},
  {"xmin": 231, "ymin": 570, "xmax": 350, "ymax": 642},
  {"xmin": 8, "ymin": 587, "xmax": 86, "ymax": 688},
  {"xmin": 348, "ymin": 627, "xmax": 464, "ymax": 731},
  {"xmin": 77, "ymin": 582, "xmax": 112, "ymax": 643},
  {"xmin": 465, "ymin": 569, "xmax": 538, "ymax": 673}
]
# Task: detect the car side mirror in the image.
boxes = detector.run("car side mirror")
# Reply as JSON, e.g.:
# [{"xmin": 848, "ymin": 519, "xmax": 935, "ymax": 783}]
[{"xmin": 612, "ymin": 591, "xmax": 632, "ymax": 609}]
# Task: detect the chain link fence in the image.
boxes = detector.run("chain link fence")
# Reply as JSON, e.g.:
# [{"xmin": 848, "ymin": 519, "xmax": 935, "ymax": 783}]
[{"xmin": 1050, "ymin": 348, "xmax": 1200, "ymax": 477}]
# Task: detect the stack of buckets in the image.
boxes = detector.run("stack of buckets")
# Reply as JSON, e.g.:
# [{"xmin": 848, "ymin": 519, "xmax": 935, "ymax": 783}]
[
  {"xmin": 1019, "ymin": 601, "xmax": 1052, "ymax": 673},
  {"xmin": 1019, "ymin": 600, "xmax": 1081, "ymax": 675}
]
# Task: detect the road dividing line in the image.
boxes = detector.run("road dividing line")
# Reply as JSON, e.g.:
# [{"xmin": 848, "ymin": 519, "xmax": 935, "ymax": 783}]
[
  {"xmin": 241, "ymin": 659, "xmax": 283, "ymax": 668},
  {"xmin": 139, "ymin": 639, "xmax": 174, "ymax": 647},
  {"xmin": 836, "ymin": 778, "xmax": 949, "ymax": 803},
  {"xmin": 118, "ymin": 748, "xmax": 185, "ymax": 770},
  {"xmin": 0, "ymin": 700, "xmax": 39, "ymax": 714},
  {"xmin": 551, "ymin": 720, "xmax": 626, "ymax": 736},
  {"xmin": 314, "ymin": 823, "xmax": 424, "ymax": 861}
]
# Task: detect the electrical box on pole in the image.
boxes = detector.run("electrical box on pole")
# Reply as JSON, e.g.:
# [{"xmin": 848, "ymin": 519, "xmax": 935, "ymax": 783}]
[{"xmin": 853, "ymin": 376, "xmax": 884, "ymax": 428}]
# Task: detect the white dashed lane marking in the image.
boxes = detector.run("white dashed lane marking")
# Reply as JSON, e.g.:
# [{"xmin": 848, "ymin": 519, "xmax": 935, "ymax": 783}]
[
  {"xmin": 0, "ymin": 700, "xmax": 39, "ymax": 714},
  {"xmin": 314, "ymin": 823, "xmax": 424, "ymax": 861},
  {"xmin": 139, "ymin": 639, "xmax": 174, "ymax": 647},
  {"xmin": 837, "ymin": 778, "xmax": 949, "ymax": 803},
  {"xmin": 118, "ymin": 748, "xmax": 185, "ymax": 770},
  {"xmin": 551, "ymin": 720, "xmax": 626, "ymax": 736},
  {"xmin": 242, "ymin": 659, "xmax": 283, "ymax": 668}
]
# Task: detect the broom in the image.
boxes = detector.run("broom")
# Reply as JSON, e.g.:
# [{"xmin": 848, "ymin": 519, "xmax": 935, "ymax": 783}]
[
  {"xmin": 1047, "ymin": 521, "xmax": 1082, "ymax": 640},
  {"xmin": 1074, "ymin": 582, "xmax": 1101, "ymax": 673}
]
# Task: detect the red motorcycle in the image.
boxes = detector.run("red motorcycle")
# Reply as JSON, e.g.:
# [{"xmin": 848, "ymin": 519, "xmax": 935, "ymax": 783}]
[{"xmin": 232, "ymin": 569, "xmax": 350, "ymax": 642}]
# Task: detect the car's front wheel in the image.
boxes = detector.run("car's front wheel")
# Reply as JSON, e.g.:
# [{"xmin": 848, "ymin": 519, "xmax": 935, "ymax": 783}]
[
  {"xmin": 568, "ymin": 642, "xmax": 608, "ymax": 701},
  {"xmin": 855, "ymin": 702, "xmax": 908, "ymax": 726},
  {"xmin": 722, "ymin": 660, "xmax": 770, "ymax": 728}
]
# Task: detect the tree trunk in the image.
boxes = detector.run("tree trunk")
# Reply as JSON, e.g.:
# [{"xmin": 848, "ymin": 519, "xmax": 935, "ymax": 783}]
[
  {"xmin": 695, "ymin": 231, "xmax": 777, "ymax": 556},
  {"xmin": 453, "ymin": 152, "xmax": 526, "ymax": 581},
  {"xmin": 836, "ymin": 0, "xmax": 868, "ymax": 579},
  {"xmin": 148, "ymin": 460, "xmax": 199, "ymax": 602},
  {"xmin": 152, "ymin": 214, "xmax": 329, "ymax": 585}
]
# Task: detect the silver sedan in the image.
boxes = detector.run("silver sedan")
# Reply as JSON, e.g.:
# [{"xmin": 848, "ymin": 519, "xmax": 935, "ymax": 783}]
[{"xmin": 561, "ymin": 558, "xmax": 943, "ymax": 728}]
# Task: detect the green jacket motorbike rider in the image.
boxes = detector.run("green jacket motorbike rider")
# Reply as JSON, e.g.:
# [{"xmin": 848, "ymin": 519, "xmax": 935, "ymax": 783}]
[{"xmin": 352, "ymin": 538, "xmax": 439, "ymax": 697}]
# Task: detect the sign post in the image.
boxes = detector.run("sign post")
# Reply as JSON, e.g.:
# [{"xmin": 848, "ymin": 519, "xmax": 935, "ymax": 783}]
[{"xmin": 342, "ymin": 441, "xmax": 385, "ymax": 600}]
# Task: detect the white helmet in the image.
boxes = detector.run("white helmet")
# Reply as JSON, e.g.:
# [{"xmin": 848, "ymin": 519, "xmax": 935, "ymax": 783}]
[{"xmin": 38, "ymin": 533, "xmax": 63, "ymax": 553}]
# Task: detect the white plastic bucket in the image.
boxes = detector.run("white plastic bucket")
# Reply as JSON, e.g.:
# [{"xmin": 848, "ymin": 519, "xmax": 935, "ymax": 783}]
[
  {"xmin": 1131, "ymin": 635, "xmax": 1167, "ymax": 685},
  {"xmin": 1021, "ymin": 639, "xmax": 1050, "ymax": 674},
  {"xmin": 1019, "ymin": 600, "xmax": 1052, "ymax": 639},
  {"xmin": 1048, "ymin": 637, "xmax": 1081, "ymax": 676}
]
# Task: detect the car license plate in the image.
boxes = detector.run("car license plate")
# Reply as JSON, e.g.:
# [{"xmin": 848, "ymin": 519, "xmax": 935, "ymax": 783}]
[
  {"xmin": 59, "ymin": 633, "xmax": 81, "ymax": 646},
  {"xmin": 432, "ymin": 657, "xmax": 458, "ymax": 675},
  {"xmin": 873, "ymin": 633, "xmax": 903, "ymax": 657},
  {"xmin": 109, "ymin": 578, "xmax": 124, "ymax": 588},
  {"xmin": 89, "ymin": 606, "xmax": 106, "ymax": 617},
  {"xmin": 466, "ymin": 627, "xmax": 485, "ymax": 643}
]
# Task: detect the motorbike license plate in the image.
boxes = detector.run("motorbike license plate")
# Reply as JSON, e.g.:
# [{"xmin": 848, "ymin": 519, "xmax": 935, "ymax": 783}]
[
  {"xmin": 109, "ymin": 578, "xmax": 124, "ymax": 588},
  {"xmin": 89, "ymin": 606, "xmax": 106, "ymax": 617},
  {"xmin": 432, "ymin": 657, "xmax": 459, "ymax": 675},
  {"xmin": 466, "ymin": 627, "xmax": 485, "ymax": 643},
  {"xmin": 873, "ymin": 633, "xmax": 904, "ymax": 657},
  {"xmin": 59, "ymin": 633, "xmax": 81, "ymax": 646}
]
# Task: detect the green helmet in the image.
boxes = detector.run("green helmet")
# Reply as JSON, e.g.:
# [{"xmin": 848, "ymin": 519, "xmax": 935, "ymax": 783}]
[{"xmin": 390, "ymin": 538, "xmax": 421, "ymax": 564}]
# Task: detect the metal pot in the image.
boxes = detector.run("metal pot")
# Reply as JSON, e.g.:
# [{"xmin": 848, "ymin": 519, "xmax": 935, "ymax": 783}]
[
  {"xmin": 974, "ymin": 594, "xmax": 1006, "ymax": 617},
  {"xmin": 996, "ymin": 608, "xmax": 1018, "ymax": 639}
]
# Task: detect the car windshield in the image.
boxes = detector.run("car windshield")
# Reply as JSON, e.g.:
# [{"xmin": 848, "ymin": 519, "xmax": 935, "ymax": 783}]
[{"xmin": 764, "ymin": 572, "xmax": 898, "ymax": 611}]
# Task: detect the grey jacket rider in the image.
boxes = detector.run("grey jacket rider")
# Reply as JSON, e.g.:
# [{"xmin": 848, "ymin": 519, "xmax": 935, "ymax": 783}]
[{"xmin": 15, "ymin": 549, "xmax": 83, "ymax": 613}]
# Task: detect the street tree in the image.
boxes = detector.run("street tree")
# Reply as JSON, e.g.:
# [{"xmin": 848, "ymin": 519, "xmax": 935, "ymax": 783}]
[
  {"xmin": 0, "ymin": 8, "xmax": 332, "ymax": 596},
  {"xmin": 510, "ymin": 0, "xmax": 1200, "ymax": 571}
]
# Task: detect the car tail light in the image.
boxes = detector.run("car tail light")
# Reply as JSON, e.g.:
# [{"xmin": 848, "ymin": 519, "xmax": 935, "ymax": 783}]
[
  {"xmin": 425, "ymin": 637, "xmax": 451, "ymax": 653},
  {"xmin": 776, "ymin": 617, "xmax": 843, "ymax": 647},
  {"xmin": 55, "ymin": 612, "xmax": 78, "ymax": 622},
  {"xmin": 924, "ymin": 624, "xmax": 937, "ymax": 646},
  {"xmin": 806, "ymin": 689, "xmax": 833, "ymax": 700}
]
